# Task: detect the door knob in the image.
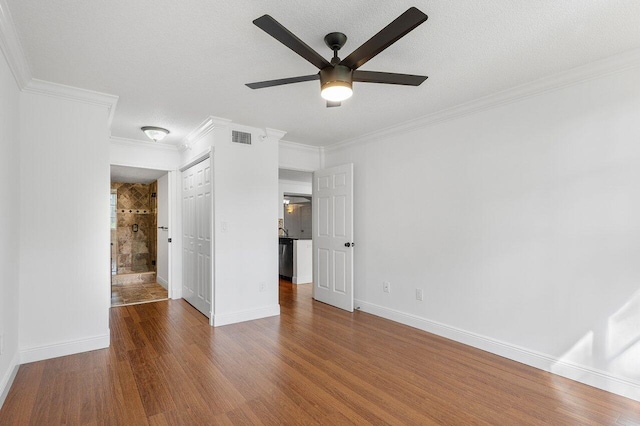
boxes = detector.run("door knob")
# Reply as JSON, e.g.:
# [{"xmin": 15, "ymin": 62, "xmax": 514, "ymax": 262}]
[{"xmin": 344, "ymin": 242, "xmax": 351, "ymax": 247}]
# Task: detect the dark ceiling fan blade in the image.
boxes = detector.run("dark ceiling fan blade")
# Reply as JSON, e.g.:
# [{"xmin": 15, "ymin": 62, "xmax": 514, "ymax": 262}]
[
  {"xmin": 246, "ymin": 74, "xmax": 319, "ymax": 89},
  {"xmin": 326, "ymin": 101, "xmax": 341, "ymax": 108},
  {"xmin": 253, "ymin": 15, "xmax": 331, "ymax": 70},
  {"xmin": 340, "ymin": 7, "xmax": 428, "ymax": 70},
  {"xmin": 353, "ymin": 70, "xmax": 427, "ymax": 86}
]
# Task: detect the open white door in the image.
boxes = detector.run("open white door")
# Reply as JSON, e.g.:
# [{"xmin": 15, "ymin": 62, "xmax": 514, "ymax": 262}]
[
  {"xmin": 313, "ymin": 163, "xmax": 354, "ymax": 312},
  {"xmin": 182, "ymin": 158, "xmax": 212, "ymax": 317}
]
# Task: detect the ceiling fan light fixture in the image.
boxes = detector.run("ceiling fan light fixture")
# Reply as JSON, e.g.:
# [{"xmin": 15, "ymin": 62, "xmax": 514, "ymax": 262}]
[
  {"xmin": 141, "ymin": 126, "xmax": 169, "ymax": 142},
  {"xmin": 321, "ymin": 81, "xmax": 353, "ymax": 102},
  {"xmin": 320, "ymin": 65, "xmax": 353, "ymax": 102}
]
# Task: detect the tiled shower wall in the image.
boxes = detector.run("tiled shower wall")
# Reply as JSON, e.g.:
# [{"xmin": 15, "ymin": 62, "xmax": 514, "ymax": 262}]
[{"xmin": 112, "ymin": 182, "xmax": 157, "ymax": 274}]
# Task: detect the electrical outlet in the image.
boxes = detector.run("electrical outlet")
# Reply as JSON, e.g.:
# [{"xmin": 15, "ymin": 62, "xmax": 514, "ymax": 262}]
[
  {"xmin": 416, "ymin": 288, "xmax": 424, "ymax": 301},
  {"xmin": 383, "ymin": 281, "xmax": 391, "ymax": 293},
  {"xmin": 259, "ymin": 282, "xmax": 266, "ymax": 292}
]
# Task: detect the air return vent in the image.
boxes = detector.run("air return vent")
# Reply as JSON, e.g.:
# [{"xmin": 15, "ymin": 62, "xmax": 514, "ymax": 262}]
[{"xmin": 232, "ymin": 130, "xmax": 252, "ymax": 145}]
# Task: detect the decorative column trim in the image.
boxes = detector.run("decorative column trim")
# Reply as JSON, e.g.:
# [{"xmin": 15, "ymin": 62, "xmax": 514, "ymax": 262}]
[{"xmin": 180, "ymin": 116, "xmax": 232, "ymax": 151}]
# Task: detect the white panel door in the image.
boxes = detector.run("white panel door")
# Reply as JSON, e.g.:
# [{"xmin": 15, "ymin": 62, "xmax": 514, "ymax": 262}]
[
  {"xmin": 182, "ymin": 158, "xmax": 212, "ymax": 317},
  {"xmin": 313, "ymin": 163, "xmax": 354, "ymax": 311}
]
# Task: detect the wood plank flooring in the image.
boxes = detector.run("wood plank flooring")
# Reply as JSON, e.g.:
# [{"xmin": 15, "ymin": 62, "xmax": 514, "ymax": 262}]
[{"xmin": 1, "ymin": 280, "xmax": 639, "ymax": 424}]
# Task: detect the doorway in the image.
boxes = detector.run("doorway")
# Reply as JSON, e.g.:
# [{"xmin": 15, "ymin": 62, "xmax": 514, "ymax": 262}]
[
  {"xmin": 278, "ymin": 169, "xmax": 313, "ymax": 286},
  {"xmin": 110, "ymin": 165, "xmax": 170, "ymax": 306}
]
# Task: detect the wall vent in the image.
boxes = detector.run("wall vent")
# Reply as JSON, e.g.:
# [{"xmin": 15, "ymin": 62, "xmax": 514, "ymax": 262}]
[{"xmin": 232, "ymin": 130, "xmax": 252, "ymax": 145}]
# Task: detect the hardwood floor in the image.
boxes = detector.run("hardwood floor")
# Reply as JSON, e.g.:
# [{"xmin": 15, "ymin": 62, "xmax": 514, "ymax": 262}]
[{"xmin": 1, "ymin": 280, "xmax": 639, "ymax": 425}]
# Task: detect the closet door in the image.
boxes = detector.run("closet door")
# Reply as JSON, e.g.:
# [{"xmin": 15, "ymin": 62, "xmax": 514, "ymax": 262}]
[{"xmin": 182, "ymin": 158, "xmax": 212, "ymax": 317}]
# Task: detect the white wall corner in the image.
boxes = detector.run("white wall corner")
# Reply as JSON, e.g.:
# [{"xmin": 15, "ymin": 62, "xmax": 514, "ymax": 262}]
[
  {"xmin": 157, "ymin": 276, "xmax": 168, "ymax": 290},
  {"xmin": 319, "ymin": 146, "xmax": 326, "ymax": 169},
  {"xmin": 171, "ymin": 284, "xmax": 183, "ymax": 300},
  {"xmin": 0, "ymin": 2, "xmax": 120, "ymax": 131},
  {"xmin": 355, "ymin": 299, "xmax": 640, "ymax": 403},
  {"xmin": 19, "ymin": 332, "xmax": 110, "ymax": 365},
  {"xmin": 180, "ymin": 115, "xmax": 232, "ymax": 152},
  {"xmin": 0, "ymin": 352, "xmax": 19, "ymax": 410},
  {"xmin": 324, "ymin": 47, "xmax": 640, "ymax": 153},
  {"xmin": 0, "ymin": 0, "xmax": 32, "ymax": 89},
  {"xmin": 212, "ymin": 305, "xmax": 280, "ymax": 327}
]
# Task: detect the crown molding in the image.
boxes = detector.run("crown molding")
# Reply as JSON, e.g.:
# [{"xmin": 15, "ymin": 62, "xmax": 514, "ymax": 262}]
[
  {"xmin": 0, "ymin": 0, "xmax": 31, "ymax": 88},
  {"xmin": 1, "ymin": 1, "xmax": 120, "ymax": 129},
  {"xmin": 110, "ymin": 136, "xmax": 179, "ymax": 151},
  {"xmin": 23, "ymin": 79, "xmax": 119, "ymax": 127},
  {"xmin": 325, "ymin": 48, "xmax": 640, "ymax": 153},
  {"xmin": 180, "ymin": 115, "xmax": 232, "ymax": 151},
  {"xmin": 280, "ymin": 139, "xmax": 322, "ymax": 154},
  {"xmin": 265, "ymin": 128, "xmax": 287, "ymax": 142}
]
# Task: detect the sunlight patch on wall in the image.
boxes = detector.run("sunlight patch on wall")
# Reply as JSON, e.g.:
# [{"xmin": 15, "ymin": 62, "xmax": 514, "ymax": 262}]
[
  {"xmin": 607, "ymin": 289, "xmax": 640, "ymax": 380},
  {"xmin": 551, "ymin": 288, "xmax": 640, "ymax": 383}
]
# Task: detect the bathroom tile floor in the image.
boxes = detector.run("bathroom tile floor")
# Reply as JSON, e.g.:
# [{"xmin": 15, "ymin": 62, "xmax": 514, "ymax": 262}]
[{"xmin": 111, "ymin": 281, "xmax": 168, "ymax": 307}]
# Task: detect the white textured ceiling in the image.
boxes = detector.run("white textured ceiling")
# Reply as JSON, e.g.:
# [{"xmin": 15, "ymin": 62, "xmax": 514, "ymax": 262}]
[{"xmin": 7, "ymin": 1, "xmax": 640, "ymax": 146}]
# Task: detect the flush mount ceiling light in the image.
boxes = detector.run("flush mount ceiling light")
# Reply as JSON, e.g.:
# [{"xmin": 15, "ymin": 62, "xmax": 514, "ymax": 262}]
[{"xmin": 141, "ymin": 126, "xmax": 169, "ymax": 142}]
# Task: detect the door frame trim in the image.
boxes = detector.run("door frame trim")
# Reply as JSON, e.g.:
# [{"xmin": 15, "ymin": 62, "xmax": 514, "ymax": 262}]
[
  {"xmin": 109, "ymin": 162, "xmax": 176, "ymax": 302},
  {"xmin": 179, "ymin": 147, "xmax": 212, "ymax": 172}
]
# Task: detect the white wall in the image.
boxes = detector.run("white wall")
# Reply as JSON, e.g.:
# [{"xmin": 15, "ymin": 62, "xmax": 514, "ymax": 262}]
[
  {"xmin": 181, "ymin": 119, "xmax": 281, "ymax": 326},
  {"xmin": 156, "ymin": 173, "xmax": 169, "ymax": 288},
  {"xmin": 18, "ymin": 89, "xmax": 113, "ymax": 363},
  {"xmin": 0, "ymin": 48, "xmax": 21, "ymax": 406},
  {"xmin": 324, "ymin": 64, "xmax": 640, "ymax": 400},
  {"xmin": 279, "ymin": 139, "xmax": 321, "ymax": 171},
  {"xmin": 293, "ymin": 240, "xmax": 313, "ymax": 284},
  {"xmin": 110, "ymin": 136, "xmax": 181, "ymax": 171}
]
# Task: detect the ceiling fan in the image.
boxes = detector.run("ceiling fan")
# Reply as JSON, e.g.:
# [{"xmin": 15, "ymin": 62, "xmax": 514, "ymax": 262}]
[{"xmin": 246, "ymin": 7, "xmax": 429, "ymax": 107}]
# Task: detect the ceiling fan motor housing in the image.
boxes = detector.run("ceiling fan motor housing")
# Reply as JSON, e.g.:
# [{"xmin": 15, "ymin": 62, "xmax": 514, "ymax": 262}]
[{"xmin": 320, "ymin": 65, "xmax": 353, "ymax": 90}]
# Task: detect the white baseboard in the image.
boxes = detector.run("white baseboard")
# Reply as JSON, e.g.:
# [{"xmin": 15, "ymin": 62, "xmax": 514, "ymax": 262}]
[
  {"xmin": 213, "ymin": 304, "xmax": 280, "ymax": 327},
  {"xmin": 355, "ymin": 299, "xmax": 640, "ymax": 403},
  {"xmin": 172, "ymin": 286, "xmax": 183, "ymax": 300},
  {"xmin": 19, "ymin": 332, "xmax": 110, "ymax": 364},
  {"xmin": 0, "ymin": 352, "xmax": 20, "ymax": 409},
  {"xmin": 157, "ymin": 276, "xmax": 168, "ymax": 289}
]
